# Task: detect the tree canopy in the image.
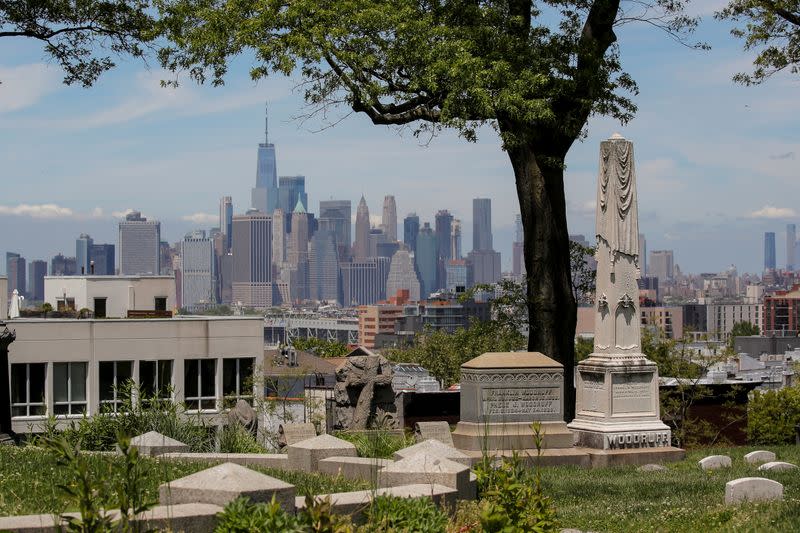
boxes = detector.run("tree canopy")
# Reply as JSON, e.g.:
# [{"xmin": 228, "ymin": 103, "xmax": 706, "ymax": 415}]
[
  {"xmin": 718, "ymin": 1, "xmax": 800, "ymax": 85},
  {"xmin": 1, "ymin": 0, "xmax": 157, "ymax": 86}
]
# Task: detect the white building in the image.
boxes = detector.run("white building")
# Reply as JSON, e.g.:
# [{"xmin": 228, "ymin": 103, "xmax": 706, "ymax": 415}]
[
  {"xmin": 118, "ymin": 211, "xmax": 161, "ymax": 275},
  {"xmin": 706, "ymin": 303, "xmax": 763, "ymax": 341},
  {"xmin": 386, "ymin": 249, "xmax": 421, "ymax": 301},
  {"xmin": 44, "ymin": 275, "xmax": 176, "ymax": 318},
  {"xmin": 180, "ymin": 231, "xmax": 216, "ymax": 311},
  {"xmin": 6, "ymin": 316, "xmax": 263, "ymax": 433}
]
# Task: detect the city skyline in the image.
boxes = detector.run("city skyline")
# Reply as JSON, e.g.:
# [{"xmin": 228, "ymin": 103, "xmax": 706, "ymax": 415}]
[{"xmin": 2, "ymin": 6, "xmax": 799, "ymax": 274}]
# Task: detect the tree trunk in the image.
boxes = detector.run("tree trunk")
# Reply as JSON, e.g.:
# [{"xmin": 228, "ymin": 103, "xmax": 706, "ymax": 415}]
[{"xmin": 504, "ymin": 133, "xmax": 578, "ymax": 422}]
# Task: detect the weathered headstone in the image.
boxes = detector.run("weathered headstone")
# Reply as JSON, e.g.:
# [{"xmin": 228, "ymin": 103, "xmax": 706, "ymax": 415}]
[
  {"xmin": 287, "ymin": 433, "xmax": 357, "ymax": 472},
  {"xmin": 277, "ymin": 423, "xmax": 317, "ymax": 449},
  {"xmin": 414, "ymin": 421, "xmax": 454, "ymax": 447},
  {"xmin": 378, "ymin": 451, "xmax": 474, "ymax": 500},
  {"xmin": 452, "ymin": 352, "xmax": 573, "ymax": 452},
  {"xmin": 724, "ymin": 477, "xmax": 783, "ymax": 505},
  {"xmin": 129, "ymin": 431, "xmax": 190, "ymax": 457},
  {"xmin": 159, "ymin": 463, "xmax": 295, "ymax": 511},
  {"xmin": 334, "ymin": 354, "xmax": 396, "ymax": 430},
  {"xmin": 744, "ymin": 450, "xmax": 776, "ymax": 465},
  {"xmin": 637, "ymin": 464, "xmax": 667, "ymax": 472},
  {"xmin": 698, "ymin": 455, "xmax": 732, "ymax": 470},
  {"xmin": 568, "ymin": 134, "xmax": 673, "ymax": 452},
  {"xmin": 394, "ymin": 439, "xmax": 471, "ymax": 467},
  {"xmin": 757, "ymin": 461, "xmax": 798, "ymax": 472}
]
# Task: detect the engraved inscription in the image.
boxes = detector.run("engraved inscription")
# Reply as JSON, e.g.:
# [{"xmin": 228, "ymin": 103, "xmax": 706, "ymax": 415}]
[
  {"xmin": 606, "ymin": 431, "xmax": 671, "ymax": 449},
  {"xmin": 482, "ymin": 387, "xmax": 559, "ymax": 417},
  {"xmin": 582, "ymin": 372, "xmax": 605, "ymax": 412},
  {"xmin": 612, "ymin": 373, "xmax": 653, "ymax": 414}
]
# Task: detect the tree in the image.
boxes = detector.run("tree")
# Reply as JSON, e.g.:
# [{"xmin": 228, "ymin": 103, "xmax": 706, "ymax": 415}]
[
  {"xmin": 569, "ymin": 240, "xmax": 596, "ymax": 304},
  {"xmin": 156, "ymin": 0, "xmax": 700, "ymax": 419},
  {"xmin": 1, "ymin": 1, "xmax": 157, "ymax": 87},
  {"xmin": 717, "ymin": 1, "xmax": 800, "ymax": 85},
  {"xmin": 728, "ymin": 320, "xmax": 759, "ymax": 351}
]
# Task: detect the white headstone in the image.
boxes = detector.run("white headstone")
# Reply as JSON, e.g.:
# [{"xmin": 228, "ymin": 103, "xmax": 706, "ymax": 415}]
[
  {"xmin": 757, "ymin": 461, "xmax": 797, "ymax": 472},
  {"xmin": 698, "ymin": 455, "xmax": 732, "ymax": 470},
  {"xmin": 744, "ymin": 450, "xmax": 776, "ymax": 465},
  {"xmin": 724, "ymin": 477, "xmax": 783, "ymax": 505}
]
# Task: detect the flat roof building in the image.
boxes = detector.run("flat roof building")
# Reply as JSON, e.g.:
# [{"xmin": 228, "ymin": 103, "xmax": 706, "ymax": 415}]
[{"xmin": 44, "ymin": 275, "xmax": 175, "ymax": 318}]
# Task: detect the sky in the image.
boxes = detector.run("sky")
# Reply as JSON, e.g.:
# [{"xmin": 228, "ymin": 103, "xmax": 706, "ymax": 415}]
[{"xmin": 1, "ymin": 2, "xmax": 799, "ymax": 275}]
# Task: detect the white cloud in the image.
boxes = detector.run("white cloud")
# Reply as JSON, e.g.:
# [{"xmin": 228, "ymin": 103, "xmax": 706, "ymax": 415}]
[
  {"xmin": 0, "ymin": 63, "xmax": 61, "ymax": 113},
  {"xmin": 112, "ymin": 208, "xmax": 137, "ymax": 218},
  {"xmin": 0, "ymin": 203, "xmax": 74, "ymax": 218},
  {"xmin": 181, "ymin": 212, "xmax": 218, "ymax": 225},
  {"xmin": 748, "ymin": 206, "xmax": 797, "ymax": 219}
]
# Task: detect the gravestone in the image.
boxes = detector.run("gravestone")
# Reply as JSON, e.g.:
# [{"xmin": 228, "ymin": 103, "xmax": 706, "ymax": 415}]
[
  {"xmin": 394, "ymin": 439, "xmax": 471, "ymax": 467},
  {"xmin": 568, "ymin": 134, "xmax": 674, "ymax": 452},
  {"xmin": 724, "ymin": 478, "xmax": 783, "ymax": 505},
  {"xmin": 334, "ymin": 354, "xmax": 396, "ymax": 430},
  {"xmin": 414, "ymin": 421, "xmax": 454, "ymax": 447},
  {"xmin": 451, "ymin": 352, "xmax": 573, "ymax": 452},
  {"xmin": 378, "ymin": 451, "xmax": 473, "ymax": 500},
  {"xmin": 159, "ymin": 462, "xmax": 295, "ymax": 511},
  {"xmin": 698, "ymin": 455, "xmax": 732, "ymax": 470},
  {"xmin": 277, "ymin": 423, "xmax": 317, "ymax": 449},
  {"xmin": 744, "ymin": 450, "xmax": 776, "ymax": 465},
  {"xmin": 287, "ymin": 433, "xmax": 357, "ymax": 472},
  {"xmin": 758, "ymin": 461, "xmax": 797, "ymax": 472},
  {"xmin": 130, "ymin": 431, "xmax": 190, "ymax": 457},
  {"xmin": 227, "ymin": 399, "xmax": 258, "ymax": 436}
]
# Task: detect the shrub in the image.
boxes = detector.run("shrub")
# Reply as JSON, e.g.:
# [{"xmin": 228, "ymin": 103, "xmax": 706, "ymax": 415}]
[
  {"xmin": 218, "ymin": 423, "xmax": 267, "ymax": 454},
  {"xmin": 364, "ymin": 495, "xmax": 448, "ymax": 532},
  {"xmin": 333, "ymin": 430, "xmax": 414, "ymax": 459},
  {"xmin": 748, "ymin": 386, "xmax": 800, "ymax": 445},
  {"xmin": 215, "ymin": 496, "xmax": 306, "ymax": 533}
]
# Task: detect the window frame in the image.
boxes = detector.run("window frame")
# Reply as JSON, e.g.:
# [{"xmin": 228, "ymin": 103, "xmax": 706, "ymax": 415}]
[
  {"xmin": 222, "ymin": 357, "xmax": 255, "ymax": 408},
  {"xmin": 184, "ymin": 358, "xmax": 217, "ymax": 412},
  {"xmin": 10, "ymin": 362, "xmax": 47, "ymax": 418},
  {"xmin": 98, "ymin": 361, "xmax": 133, "ymax": 413},
  {"xmin": 53, "ymin": 362, "xmax": 88, "ymax": 417},
  {"xmin": 138, "ymin": 359, "xmax": 174, "ymax": 401}
]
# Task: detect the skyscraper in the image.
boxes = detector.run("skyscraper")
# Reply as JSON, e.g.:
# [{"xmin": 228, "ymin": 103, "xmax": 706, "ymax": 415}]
[
  {"xmin": 403, "ymin": 213, "xmax": 420, "ymax": 254},
  {"xmin": 435, "ymin": 210, "xmax": 453, "ymax": 290},
  {"xmin": 415, "ymin": 223, "xmax": 437, "ymax": 298},
  {"xmin": 277, "ymin": 176, "xmax": 307, "ymax": 220},
  {"xmin": 340, "ymin": 257, "xmax": 390, "ymax": 306},
  {"xmin": 6, "ymin": 252, "xmax": 26, "ymax": 299},
  {"xmin": 232, "ymin": 212, "xmax": 273, "ymax": 308},
  {"xmin": 649, "ymin": 250, "xmax": 674, "ymax": 282},
  {"xmin": 180, "ymin": 230, "xmax": 216, "ymax": 311},
  {"xmin": 252, "ymin": 105, "xmax": 278, "ymax": 213},
  {"xmin": 451, "ymin": 219, "xmax": 462, "ymax": 260},
  {"xmin": 271, "ymin": 207, "xmax": 287, "ymax": 272},
  {"xmin": 512, "ymin": 214, "xmax": 524, "ymax": 278},
  {"xmin": 764, "ymin": 232, "xmax": 776, "ymax": 271},
  {"xmin": 467, "ymin": 250, "xmax": 501, "ymax": 285},
  {"xmin": 309, "ymin": 229, "xmax": 341, "ymax": 302},
  {"xmin": 76, "ymin": 234, "xmax": 93, "ymax": 275},
  {"xmin": 287, "ymin": 199, "xmax": 310, "ymax": 301},
  {"xmin": 27, "ymin": 260, "xmax": 47, "ymax": 301},
  {"xmin": 381, "ymin": 195, "xmax": 398, "ymax": 241},
  {"xmin": 386, "ymin": 249, "xmax": 421, "ymax": 301},
  {"xmin": 354, "ymin": 196, "xmax": 370, "ymax": 260},
  {"xmin": 51, "ymin": 254, "xmax": 77, "ymax": 276},
  {"xmin": 118, "ymin": 211, "xmax": 160, "ymax": 275},
  {"xmin": 787, "ymin": 224, "xmax": 796, "ymax": 271},
  {"xmin": 319, "ymin": 200, "xmax": 352, "ymax": 260},
  {"xmin": 472, "ymin": 198, "xmax": 493, "ymax": 251},
  {"xmin": 220, "ymin": 196, "xmax": 233, "ymax": 252},
  {"xmin": 89, "ymin": 244, "xmax": 115, "ymax": 275}
]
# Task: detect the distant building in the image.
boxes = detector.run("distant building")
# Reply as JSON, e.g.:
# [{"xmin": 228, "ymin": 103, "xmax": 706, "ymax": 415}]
[
  {"xmin": 415, "ymin": 223, "xmax": 437, "ymax": 299},
  {"xmin": 403, "ymin": 213, "xmax": 420, "ymax": 255},
  {"xmin": 368, "ymin": 228, "xmax": 388, "ymax": 258},
  {"xmin": 381, "ymin": 195, "xmax": 398, "ymax": 241},
  {"xmin": 649, "ymin": 250, "xmax": 674, "ymax": 283},
  {"xmin": 252, "ymin": 106, "xmax": 278, "ymax": 213},
  {"xmin": 787, "ymin": 224, "xmax": 796, "ymax": 271},
  {"xmin": 44, "ymin": 275, "xmax": 175, "ymax": 317},
  {"xmin": 287, "ymin": 199, "xmax": 310, "ymax": 302},
  {"xmin": 340, "ymin": 257, "xmax": 390, "ymax": 306},
  {"xmin": 6, "ymin": 252, "xmax": 26, "ymax": 299},
  {"xmin": 472, "ymin": 198, "xmax": 493, "ymax": 251},
  {"xmin": 180, "ymin": 230, "xmax": 216, "ymax": 311},
  {"xmin": 764, "ymin": 284, "xmax": 800, "ymax": 335},
  {"xmin": 707, "ymin": 303, "xmax": 763, "ymax": 341},
  {"xmin": 451, "ymin": 219, "xmax": 462, "ymax": 260},
  {"xmin": 232, "ymin": 212, "xmax": 273, "ymax": 308},
  {"xmin": 468, "ymin": 249, "xmax": 501, "ymax": 286},
  {"xmin": 277, "ymin": 176, "xmax": 307, "ymax": 224},
  {"xmin": 640, "ymin": 306, "xmax": 683, "ymax": 339},
  {"xmin": 76, "ymin": 234, "xmax": 93, "ymax": 276},
  {"xmin": 764, "ymin": 232, "xmax": 776, "ymax": 271},
  {"xmin": 319, "ymin": 200, "xmax": 352, "ymax": 261},
  {"xmin": 445, "ymin": 259, "xmax": 467, "ymax": 292},
  {"xmin": 50, "ymin": 254, "xmax": 77, "ymax": 276},
  {"xmin": 354, "ymin": 196, "xmax": 370, "ymax": 260},
  {"xmin": 27, "ymin": 260, "xmax": 47, "ymax": 301},
  {"xmin": 358, "ymin": 301, "xmax": 405, "ymax": 348},
  {"xmin": 118, "ymin": 211, "xmax": 161, "ymax": 275},
  {"xmin": 435, "ymin": 210, "xmax": 453, "ymax": 290},
  {"xmin": 220, "ymin": 196, "xmax": 233, "ymax": 252},
  {"xmin": 271, "ymin": 207, "xmax": 287, "ymax": 271},
  {"xmin": 309, "ymin": 229, "xmax": 341, "ymax": 303},
  {"xmin": 0, "ymin": 276, "xmax": 7, "ymax": 318},
  {"xmin": 386, "ymin": 249, "xmax": 421, "ymax": 301},
  {"xmin": 639, "ymin": 233, "xmax": 647, "ymax": 276},
  {"xmin": 512, "ymin": 214, "xmax": 525, "ymax": 279},
  {"xmin": 89, "ymin": 244, "xmax": 115, "ymax": 275}
]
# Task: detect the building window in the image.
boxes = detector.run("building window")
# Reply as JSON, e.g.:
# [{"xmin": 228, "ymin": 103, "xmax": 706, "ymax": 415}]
[
  {"xmin": 94, "ymin": 298, "xmax": 107, "ymax": 318},
  {"xmin": 139, "ymin": 360, "xmax": 173, "ymax": 399},
  {"xmin": 185, "ymin": 359, "xmax": 216, "ymax": 411},
  {"xmin": 99, "ymin": 361, "xmax": 133, "ymax": 412},
  {"xmin": 154, "ymin": 297, "xmax": 167, "ymax": 311},
  {"xmin": 53, "ymin": 362, "xmax": 87, "ymax": 415},
  {"xmin": 57, "ymin": 298, "xmax": 76, "ymax": 312},
  {"xmin": 11, "ymin": 363, "xmax": 46, "ymax": 417},
  {"xmin": 223, "ymin": 358, "xmax": 255, "ymax": 407}
]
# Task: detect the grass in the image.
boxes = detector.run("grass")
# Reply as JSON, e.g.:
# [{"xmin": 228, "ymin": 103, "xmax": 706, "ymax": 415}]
[
  {"xmin": 333, "ymin": 430, "xmax": 415, "ymax": 459},
  {"xmin": 0, "ymin": 446, "xmax": 370, "ymax": 517},
  {"xmin": 539, "ymin": 445, "xmax": 800, "ymax": 533}
]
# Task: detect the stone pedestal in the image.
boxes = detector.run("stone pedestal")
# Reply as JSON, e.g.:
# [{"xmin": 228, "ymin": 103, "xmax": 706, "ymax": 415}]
[
  {"xmin": 568, "ymin": 355, "xmax": 672, "ymax": 450},
  {"xmin": 452, "ymin": 352, "xmax": 573, "ymax": 453}
]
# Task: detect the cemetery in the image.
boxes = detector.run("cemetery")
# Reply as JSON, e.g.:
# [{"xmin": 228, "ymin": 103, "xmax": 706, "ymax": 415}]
[{"xmin": 0, "ymin": 135, "xmax": 798, "ymax": 532}]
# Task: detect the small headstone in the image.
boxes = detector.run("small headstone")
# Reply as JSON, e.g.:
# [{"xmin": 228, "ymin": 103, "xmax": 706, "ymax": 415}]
[
  {"xmin": 637, "ymin": 464, "xmax": 666, "ymax": 472},
  {"xmin": 129, "ymin": 431, "xmax": 190, "ymax": 457},
  {"xmin": 394, "ymin": 439, "xmax": 471, "ymax": 467},
  {"xmin": 724, "ymin": 477, "xmax": 783, "ymax": 505},
  {"xmin": 379, "ymin": 451, "xmax": 474, "ymax": 500},
  {"xmin": 277, "ymin": 423, "xmax": 317, "ymax": 449},
  {"xmin": 159, "ymin": 462, "xmax": 295, "ymax": 511},
  {"xmin": 757, "ymin": 461, "xmax": 798, "ymax": 472},
  {"xmin": 698, "ymin": 455, "xmax": 731, "ymax": 471},
  {"xmin": 414, "ymin": 421, "xmax": 454, "ymax": 447},
  {"xmin": 287, "ymin": 433, "xmax": 357, "ymax": 472},
  {"xmin": 744, "ymin": 450, "xmax": 776, "ymax": 465}
]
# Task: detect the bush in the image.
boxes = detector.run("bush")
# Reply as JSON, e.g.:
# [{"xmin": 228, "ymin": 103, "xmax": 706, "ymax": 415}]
[
  {"xmin": 216, "ymin": 496, "xmax": 306, "ymax": 533},
  {"xmin": 364, "ymin": 495, "xmax": 448, "ymax": 532},
  {"xmin": 218, "ymin": 423, "xmax": 267, "ymax": 454},
  {"xmin": 748, "ymin": 386, "xmax": 800, "ymax": 445}
]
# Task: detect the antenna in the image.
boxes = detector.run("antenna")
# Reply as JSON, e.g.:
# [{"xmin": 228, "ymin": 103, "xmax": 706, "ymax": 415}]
[{"xmin": 265, "ymin": 102, "xmax": 269, "ymax": 144}]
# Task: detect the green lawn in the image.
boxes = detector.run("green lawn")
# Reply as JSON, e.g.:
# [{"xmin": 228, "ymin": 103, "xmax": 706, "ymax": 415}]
[
  {"xmin": 0, "ymin": 446, "xmax": 369, "ymax": 517},
  {"xmin": 542, "ymin": 445, "xmax": 800, "ymax": 533}
]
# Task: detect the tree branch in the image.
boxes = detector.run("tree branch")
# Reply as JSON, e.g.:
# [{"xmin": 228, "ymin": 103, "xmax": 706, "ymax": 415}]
[{"xmin": 760, "ymin": 1, "xmax": 800, "ymax": 27}]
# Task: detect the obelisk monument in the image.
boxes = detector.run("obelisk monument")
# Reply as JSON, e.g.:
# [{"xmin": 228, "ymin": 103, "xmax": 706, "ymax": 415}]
[{"xmin": 568, "ymin": 134, "xmax": 673, "ymax": 452}]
